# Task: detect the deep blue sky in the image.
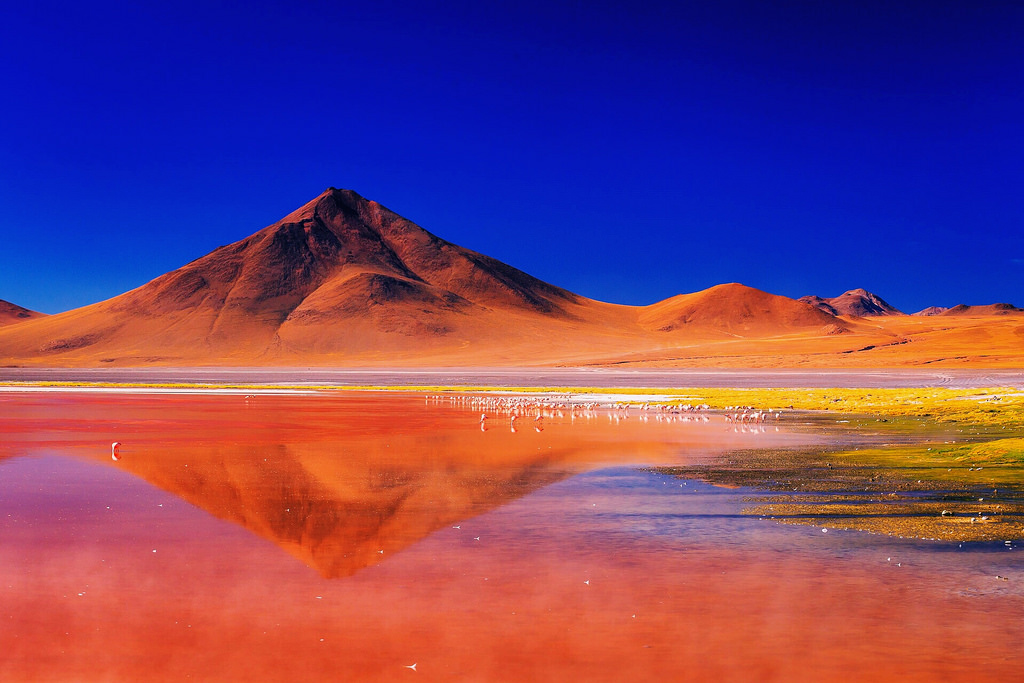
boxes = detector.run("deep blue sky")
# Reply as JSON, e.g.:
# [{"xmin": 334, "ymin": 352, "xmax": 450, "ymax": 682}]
[{"xmin": 2, "ymin": 0, "xmax": 1021, "ymax": 314}]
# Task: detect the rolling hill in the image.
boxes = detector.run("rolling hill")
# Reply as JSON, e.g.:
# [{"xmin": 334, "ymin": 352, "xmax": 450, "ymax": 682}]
[
  {"xmin": 1, "ymin": 188, "xmax": 1021, "ymax": 368},
  {"xmin": 642, "ymin": 283, "xmax": 843, "ymax": 335},
  {"xmin": 940, "ymin": 303, "xmax": 1024, "ymax": 316},
  {"xmin": 0, "ymin": 299, "xmax": 46, "ymax": 326}
]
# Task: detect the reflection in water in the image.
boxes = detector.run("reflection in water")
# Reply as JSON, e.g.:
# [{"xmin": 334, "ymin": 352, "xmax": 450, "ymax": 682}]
[
  {"xmin": 0, "ymin": 392, "xmax": 766, "ymax": 580},
  {"xmin": 1, "ymin": 391, "xmax": 1023, "ymax": 681},
  {"xmin": 119, "ymin": 439, "xmax": 574, "ymax": 578}
]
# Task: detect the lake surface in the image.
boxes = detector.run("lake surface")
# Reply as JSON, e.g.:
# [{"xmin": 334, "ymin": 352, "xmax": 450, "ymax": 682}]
[{"xmin": 2, "ymin": 391, "xmax": 1022, "ymax": 681}]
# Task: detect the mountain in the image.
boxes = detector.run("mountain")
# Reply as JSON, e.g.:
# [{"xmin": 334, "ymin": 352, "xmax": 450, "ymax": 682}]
[
  {"xmin": 796, "ymin": 295, "xmax": 839, "ymax": 317},
  {"xmin": 913, "ymin": 306, "xmax": 949, "ymax": 316},
  {"xmin": 641, "ymin": 283, "xmax": 843, "ymax": 335},
  {"xmin": 124, "ymin": 187, "xmax": 581, "ymax": 320},
  {"xmin": 0, "ymin": 188, "xmax": 610, "ymax": 364},
  {"xmin": 1, "ymin": 188, "xmax": 1021, "ymax": 368},
  {"xmin": 799, "ymin": 289, "xmax": 903, "ymax": 317},
  {"xmin": 940, "ymin": 303, "xmax": 1024, "ymax": 316},
  {"xmin": 0, "ymin": 299, "xmax": 45, "ymax": 326}
]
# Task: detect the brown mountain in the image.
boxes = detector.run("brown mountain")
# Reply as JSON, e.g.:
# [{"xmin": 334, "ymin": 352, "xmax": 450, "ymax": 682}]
[
  {"xmin": 0, "ymin": 189, "xmax": 854, "ymax": 366},
  {"xmin": 795, "ymin": 295, "xmax": 839, "ymax": 317},
  {"xmin": 0, "ymin": 188, "xmax": 1021, "ymax": 368},
  {"xmin": 0, "ymin": 188, "xmax": 610, "ymax": 364},
  {"xmin": 940, "ymin": 303, "xmax": 1024, "ymax": 316},
  {"xmin": 0, "ymin": 299, "xmax": 46, "ymax": 326},
  {"xmin": 913, "ymin": 306, "xmax": 949, "ymax": 316},
  {"xmin": 641, "ymin": 283, "xmax": 843, "ymax": 335},
  {"xmin": 799, "ymin": 289, "xmax": 903, "ymax": 317},
  {"xmin": 125, "ymin": 186, "xmax": 581, "ymax": 321}
]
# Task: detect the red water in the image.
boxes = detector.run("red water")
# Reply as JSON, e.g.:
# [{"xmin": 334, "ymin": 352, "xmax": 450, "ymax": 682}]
[{"xmin": 1, "ymin": 392, "xmax": 1022, "ymax": 681}]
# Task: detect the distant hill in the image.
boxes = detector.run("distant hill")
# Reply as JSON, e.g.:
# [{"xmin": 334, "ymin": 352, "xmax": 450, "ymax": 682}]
[
  {"xmin": 799, "ymin": 289, "xmax": 903, "ymax": 317},
  {"xmin": 940, "ymin": 303, "xmax": 1024, "ymax": 316},
  {"xmin": 642, "ymin": 283, "xmax": 843, "ymax": 335},
  {"xmin": 0, "ymin": 299, "xmax": 46, "ymax": 326},
  {"xmin": 0, "ymin": 188, "xmax": 1021, "ymax": 368},
  {"xmin": 913, "ymin": 306, "xmax": 949, "ymax": 316},
  {"xmin": 796, "ymin": 295, "xmax": 839, "ymax": 317}
]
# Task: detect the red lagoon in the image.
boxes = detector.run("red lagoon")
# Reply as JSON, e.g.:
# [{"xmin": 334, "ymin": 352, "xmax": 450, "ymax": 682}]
[{"xmin": 1, "ymin": 391, "xmax": 1021, "ymax": 681}]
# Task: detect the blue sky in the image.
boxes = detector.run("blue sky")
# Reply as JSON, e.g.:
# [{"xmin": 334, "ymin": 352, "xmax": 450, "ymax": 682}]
[{"xmin": 2, "ymin": 0, "xmax": 1021, "ymax": 314}]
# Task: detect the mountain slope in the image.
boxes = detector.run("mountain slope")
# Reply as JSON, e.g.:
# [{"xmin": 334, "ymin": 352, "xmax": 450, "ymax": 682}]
[
  {"xmin": 0, "ymin": 299, "xmax": 46, "ymax": 326},
  {"xmin": 800, "ymin": 289, "xmax": 902, "ymax": 317},
  {"xmin": 1, "ymin": 189, "xmax": 1020, "ymax": 368},
  {"xmin": 796, "ymin": 295, "xmax": 839, "ymax": 317},
  {"xmin": 940, "ymin": 303, "xmax": 1024, "ymax": 316},
  {"xmin": 0, "ymin": 189, "xmax": 597, "ymax": 363},
  {"xmin": 642, "ymin": 283, "xmax": 844, "ymax": 336},
  {"xmin": 913, "ymin": 306, "xmax": 949, "ymax": 316}
]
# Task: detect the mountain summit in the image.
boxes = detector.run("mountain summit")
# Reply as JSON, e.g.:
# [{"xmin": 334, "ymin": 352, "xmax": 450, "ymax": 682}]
[
  {"xmin": 1, "ymin": 189, "xmax": 1020, "ymax": 367},
  {"xmin": 0, "ymin": 189, "xmax": 598, "ymax": 363},
  {"xmin": 799, "ymin": 289, "xmax": 902, "ymax": 317},
  {"xmin": 108, "ymin": 187, "xmax": 583, "ymax": 353}
]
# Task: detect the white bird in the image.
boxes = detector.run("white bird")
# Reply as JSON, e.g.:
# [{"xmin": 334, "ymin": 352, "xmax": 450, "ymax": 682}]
[
  {"xmin": 405, "ymin": 663, "xmax": 417, "ymax": 671},
  {"xmin": 111, "ymin": 441, "xmax": 122, "ymax": 461}
]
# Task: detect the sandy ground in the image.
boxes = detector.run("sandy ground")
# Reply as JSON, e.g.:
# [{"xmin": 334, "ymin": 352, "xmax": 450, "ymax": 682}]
[{"xmin": 1, "ymin": 366, "xmax": 1021, "ymax": 388}]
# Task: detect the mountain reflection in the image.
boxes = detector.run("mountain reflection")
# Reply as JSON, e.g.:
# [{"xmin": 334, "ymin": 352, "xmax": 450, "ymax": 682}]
[
  {"xmin": 113, "ymin": 439, "xmax": 573, "ymax": 578},
  {"xmin": 1, "ymin": 392, "xmax": 722, "ymax": 579}
]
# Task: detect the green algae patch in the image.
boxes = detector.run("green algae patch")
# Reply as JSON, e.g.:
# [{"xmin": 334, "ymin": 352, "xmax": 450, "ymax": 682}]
[
  {"xmin": 652, "ymin": 433, "xmax": 1024, "ymax": 542},
  {"xmin": 745, "ymin": 499, "xmax": 1024, "ymax": 542},
  {"xmin": 821, "ymin": 439, "xmax": 1024, "ymax": 487},
  {"xmin": 964, "ymin": 437, "xmax": 1024, "ymax": 463}
]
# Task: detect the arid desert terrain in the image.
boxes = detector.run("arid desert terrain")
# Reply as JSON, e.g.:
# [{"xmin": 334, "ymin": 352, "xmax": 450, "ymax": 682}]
[{"xmin": 2, "ymin": 189, "xmax": 1021, "ymax": 369}]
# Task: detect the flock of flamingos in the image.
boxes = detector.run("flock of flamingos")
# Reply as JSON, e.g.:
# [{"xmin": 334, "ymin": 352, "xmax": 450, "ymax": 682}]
[
  {"xmin": 425, "ymin": 394, "xmax": 784, "ymax": 432},
  {"xmin": 106, "ymin": 392, "xmax": 788, "ymax": 460}
]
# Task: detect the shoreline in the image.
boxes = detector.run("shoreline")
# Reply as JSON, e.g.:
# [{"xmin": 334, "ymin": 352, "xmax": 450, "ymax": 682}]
[
  {"xmin": 1, "ymin": 366, "xmax": 1022, "ymax": 389},
  {"xmin": 3, "ymin": 380, "xmax": 1022, "ymax": 430}
]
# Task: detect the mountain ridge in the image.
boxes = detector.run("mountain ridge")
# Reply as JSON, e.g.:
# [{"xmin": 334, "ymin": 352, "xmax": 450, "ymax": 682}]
[
  {"xmin": 0, "ymin": 299, "xmax": 46, "ymax": 326},
  {"xmin": 1, "ymin": 188, "xmax": 1021, "ymax": 368},
  {"xmin": 799, "ymin": 288, "xmax": 903, "ymax": 317}
]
